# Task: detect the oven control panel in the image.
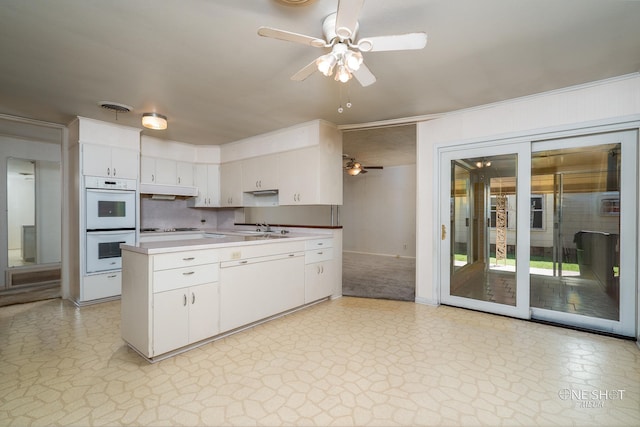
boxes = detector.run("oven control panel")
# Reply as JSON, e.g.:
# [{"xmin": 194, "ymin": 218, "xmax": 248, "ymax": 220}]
[{"xmin": 85, "ymin": 176, "xmax": 137, "ymax": 191}]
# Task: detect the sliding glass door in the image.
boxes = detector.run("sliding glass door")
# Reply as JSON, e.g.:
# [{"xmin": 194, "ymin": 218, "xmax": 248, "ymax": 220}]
[
  {"xmin": 439, "ymin": 130, "xmax": 637, "ymax": 337},
  {"xmin": 440, "ymin": 143, "xmax": 531, "ymax": 319},
  {"xmin": 530, "ymin": 131, "xmax": 637, "ymax": 336}
]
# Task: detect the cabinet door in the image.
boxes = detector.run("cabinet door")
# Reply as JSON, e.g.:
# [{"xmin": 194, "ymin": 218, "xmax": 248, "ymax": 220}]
[
  {"xmin": 177, "ymin": 161, "xmax": 194, "ymax": 186},
  {"xmin": 206, "ymin": 164, "xmax": 220, "ymax": 206},
  {"xmin": 153, "ymin": 288, "xmax": 189, "ymax": 356},
  {"xmin": 241, "ymin": 155, "xmax": 278, "ymax": 191},
  {"xmin": 154, "ymin": 158, "xmax": 177, "ymax": 185},
  {"xmin": 193, "ymin": 163, "xmax": 209, "ymax": 206},
  {"xmin": 82, "ymin": 144, "xmax": 112, "ymax": 177},
  {"xmin": 279, "ymin": 148, "xmax": 317, "ymax": 205},
  {"xmin": 305, "ymin": 261, "xmax": 334, "ymax": 303},
  {"xmin": 188, "ymin": 282, "xmax": 220, "ymax": 343},
  {"xmin": 140, "ymin": 156, "xmax": 156, "ymax": 184},
  {"xmin": 220, "ymin": 162, "xmax": 243, "ymax": 206},
  {"xmin": 220, "ymin": 255, "xmax": 305, "ymax": 332},
  {"xmin": 111, "ymin": 147, "xmax": 139, "ymax": 179}
]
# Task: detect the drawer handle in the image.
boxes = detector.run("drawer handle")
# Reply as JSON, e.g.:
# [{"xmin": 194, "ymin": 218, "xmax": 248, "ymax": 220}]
[
  {"xmin": 317, "ymin": 243, "xmax": 324, "ymax": 246},
  {"xmin": 317, "ymin": 251, "xmax": 324, "ymax": 255},
  {"xmin": 182, "ymin": 271, "xmax": 195, "ymax": 275},
  {"xmin": 239, "ymin": 260, "xmax": 248, "ymax": 264},
  {"xmin": 289, "ymin": 253, "xmax": 295, "ymax": 257},
  {"xmin": 183, "ymin": 257, "xmax": 195, "ymax": 261},
  {"xmin": 107, "ymin": 274, "xmax": 117, "ymax": 279}
]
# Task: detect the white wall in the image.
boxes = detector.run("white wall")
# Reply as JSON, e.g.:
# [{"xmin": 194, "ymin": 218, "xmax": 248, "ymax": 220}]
[
  {"xmin": 416, "ymin": 74, "xmax": 640, "ymax": 339},
  {"xmin": 342, "ymin": 165, "xmax": 416, "ymax": 257}
]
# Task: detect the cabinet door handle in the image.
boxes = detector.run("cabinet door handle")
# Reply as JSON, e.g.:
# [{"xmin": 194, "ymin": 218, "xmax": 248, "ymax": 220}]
[
  {"xmin": 183, "ymin": 294, "xmax": 187, "ymax": 306},
  {"xmin": 152, "ymin": 174, "xmax": 155, "ymax": 182},
  {"xmin": 182, "ymin": 271, "xmax": 195, "ymax": 276},
  {"xmin": 183, "ymin": 257, "xmax": 195, "ymax": 261},
  {"xmin": 178, "ymin": 177, "xmax": 181, "ymax": 184},
  {"xmin": 321, "ymin": 265, "xmax": 324, "ymax": 274},
  {"xmin": 113, "ymin": 168, "xmax": 116, "ymax": 176},
  {"xmin": 107, "ymin": 167, "xmax": 111, "ymax": 176},
  {"xmin": 191, "ymin": 292, "xmax": 195, "ymax": 304}
]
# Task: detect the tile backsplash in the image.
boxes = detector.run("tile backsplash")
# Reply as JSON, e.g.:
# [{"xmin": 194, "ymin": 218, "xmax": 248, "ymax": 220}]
[{"xmin": 140, "ymin": 196, "xmax": 237, "ymax": 230}]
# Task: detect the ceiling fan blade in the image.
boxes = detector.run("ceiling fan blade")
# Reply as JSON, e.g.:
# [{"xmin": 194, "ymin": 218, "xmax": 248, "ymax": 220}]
[
  {"xmin": 352, "ymin": 62, "xmax": 376, "ymax": 87},
  {"xmin": 335, "ymin": 0, "xmax": 364, "ymax": 40},
  {"xmin": 258, "ymin": 26, "xmax": 327, "ymax": 47},
  {"xmin": 363, "ymin": 166, "xmax": 383, "ymax": 169},
  {"xmin": 357, "ymin": 32, "xmax": 428, "ymax": 52},
  {"xmin": 291, "ymin": 59, "xmax": 318, "ymax": 81}
]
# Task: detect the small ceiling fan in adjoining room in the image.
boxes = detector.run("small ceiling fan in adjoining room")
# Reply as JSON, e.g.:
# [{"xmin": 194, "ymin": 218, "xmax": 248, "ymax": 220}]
[
  {"xmin": 257, "ymin": 0, "xmax": 427, "ymax": 86},
  {"xmin": 344, "ymin": 156, "xmax": 383, "ymax": 176}
]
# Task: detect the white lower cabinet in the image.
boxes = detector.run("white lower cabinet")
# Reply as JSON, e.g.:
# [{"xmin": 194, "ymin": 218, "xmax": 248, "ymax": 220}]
[
  {"xmin": 153, "ymin": 282, "xmax": 219, "ymax": 356},
  {"xmin": 121, "ymin": 237, "xmax": 333, "ymax": 362},
  {"xmin": 121, "ymin": 249, "xmax": 220, "ymax": 360},
  {"xmin": 220, "ymin": 252, "xmax": 305, "ymax": 332},
  {"xmin": 304, "ymin": 238, "xmax": 334, "ymax": 303}
]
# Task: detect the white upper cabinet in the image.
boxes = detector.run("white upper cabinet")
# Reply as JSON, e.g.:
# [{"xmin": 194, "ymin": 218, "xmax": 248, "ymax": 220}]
[
  {"xmin": 82, "ymin": 144, "xmax": 139, "ymax": 179},
  {"xmin": 278, "ymin": 122, "xmax": 343, "ymax": 206},
  {"xmin": 188, "ymin": 164, "xmax": 220, "ymax": 207},
  {"xmin": 176, "ymin": 161, "xmax": 194, "ymax": 186},
  {"xmin": 140, "ymin": 156, "xmax": 195, "ymax": 186},
  {"xmin": 75, "ymin": 117, "xmax": 141, "ymax": 180},
  {"xmin": 241, "ymin": 154, "xmax": 278, "ymax": 192},
  {"xmin": 219, "ymin": 161, "xmax": 243, "ymax": 207}
]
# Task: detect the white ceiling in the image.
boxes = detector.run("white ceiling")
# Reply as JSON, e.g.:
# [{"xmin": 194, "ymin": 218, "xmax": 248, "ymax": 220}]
[{"xmin": 1, "ymin": 0, "xmax": 640, "ymax": 158}]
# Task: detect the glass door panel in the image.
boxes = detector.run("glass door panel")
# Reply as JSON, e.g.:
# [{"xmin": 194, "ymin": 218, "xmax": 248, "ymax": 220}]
[
  {"xmin": 440, "ymin": 143, "xmax": 530, "ymax": 319},
  {"xmin": 531, "ymin": 131, "xmax": 636, "ymax": 337}
]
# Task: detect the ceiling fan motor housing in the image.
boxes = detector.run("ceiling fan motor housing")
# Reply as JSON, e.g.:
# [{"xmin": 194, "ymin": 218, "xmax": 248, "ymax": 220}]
[{"xmin": 323, "ymin": 12, "xmax": 358, "ymax": 44}]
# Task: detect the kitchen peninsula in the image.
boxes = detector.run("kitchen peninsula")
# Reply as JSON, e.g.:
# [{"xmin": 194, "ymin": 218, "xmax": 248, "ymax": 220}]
[{"xmin": 120, "ymin": 227, "xmax": 341, "ymax": 362}]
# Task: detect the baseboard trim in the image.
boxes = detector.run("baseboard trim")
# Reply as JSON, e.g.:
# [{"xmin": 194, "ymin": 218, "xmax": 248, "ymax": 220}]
[{"xmin": 415, "ymin": 296, "xmax": 438, "ymax": 306}]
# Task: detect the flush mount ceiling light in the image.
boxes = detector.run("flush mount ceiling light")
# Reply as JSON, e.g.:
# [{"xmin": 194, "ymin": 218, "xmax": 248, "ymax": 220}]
[{"xmin": 142, "ymin": 112, "xmax": 168, "ymax": 130}]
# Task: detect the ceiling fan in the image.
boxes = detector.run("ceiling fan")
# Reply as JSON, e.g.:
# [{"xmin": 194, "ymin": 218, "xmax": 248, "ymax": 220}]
[
  {"xmin": 257, "ymin": 0, "xmax": 428, "ymax": 86},
  {"xmin": 344, "ymin": 157, "xmax": 383, "ymax": 176}
]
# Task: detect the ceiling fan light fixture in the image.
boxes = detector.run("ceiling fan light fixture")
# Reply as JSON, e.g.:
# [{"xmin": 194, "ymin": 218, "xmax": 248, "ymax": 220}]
[
  {"xmin": 335, "ymin": 64, "xmax": 351, "ymax": 83},
  {"xmin": 347, "ymin": 167, "xmax": 361, "ymax": 176},
  {"xmin": 142, "ymin": 112, "xmax": 168, "ymax": 130},
  {"xmin": 344, "ymin": 50, "xmax": 363, "ymax": 71},
  {"xmin": 316, "ymin": 53, "xmax": 337, "ymax": 76}
]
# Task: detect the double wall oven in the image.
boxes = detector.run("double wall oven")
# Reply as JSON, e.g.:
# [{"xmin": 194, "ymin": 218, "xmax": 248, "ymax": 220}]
[{"xmin": 84, "ymin": 176, "xmax": 136, "ymax": 274}]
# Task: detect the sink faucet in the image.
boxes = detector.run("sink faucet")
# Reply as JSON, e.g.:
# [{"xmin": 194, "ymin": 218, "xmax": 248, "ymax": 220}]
[{"xmin": 257, "ymin": 222, "xmax": 272, "ymax": 232}]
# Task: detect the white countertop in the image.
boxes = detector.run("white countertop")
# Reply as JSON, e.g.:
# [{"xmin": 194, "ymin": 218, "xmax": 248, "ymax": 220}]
[{"xmin": 121, "ymin": 229, "xmax": 331, "ymax": 255}]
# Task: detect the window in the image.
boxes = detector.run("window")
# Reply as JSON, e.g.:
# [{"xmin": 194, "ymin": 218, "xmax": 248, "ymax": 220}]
[
  {"xmin": 530, "ymin": 195, "xmax": 543, "ymax": 229},
  {"xmin": 490, "ymin": 195, "xmax": 543, "ymax": 229}
]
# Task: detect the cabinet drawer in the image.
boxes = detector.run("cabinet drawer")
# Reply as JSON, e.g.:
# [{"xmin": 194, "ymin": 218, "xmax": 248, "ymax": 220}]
[
  {"xmin": 153, "ymin": 249, "xmax": 218, "ymax": 271},
  {"xmin": 305, "ymin": 247, "xmax": 333, "ymax": 264},
  {"xmin": 153, "ymin": 263, "xmax": 219, "ymax": 293},
  {"xmin": 305, "ymin": 238, "xmax": 332, "ymax": 251}
]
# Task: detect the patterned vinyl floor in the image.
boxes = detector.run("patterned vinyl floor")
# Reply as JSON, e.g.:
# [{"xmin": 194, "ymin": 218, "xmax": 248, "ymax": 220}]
[{"xmin": 1, "ymin": 296, "xmax": 639, "ymax": 426}]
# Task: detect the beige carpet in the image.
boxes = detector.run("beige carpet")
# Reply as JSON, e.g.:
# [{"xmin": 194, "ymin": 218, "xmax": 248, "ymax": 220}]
[{"xmin": 342, "ymin": 251, "xmax": 415, "ymax": 301}]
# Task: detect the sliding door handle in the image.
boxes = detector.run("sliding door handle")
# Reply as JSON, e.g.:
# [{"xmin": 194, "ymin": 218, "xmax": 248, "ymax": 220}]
[{"xmin": 441, "ymin": 224, "xmax": 446, "ymax": 241}]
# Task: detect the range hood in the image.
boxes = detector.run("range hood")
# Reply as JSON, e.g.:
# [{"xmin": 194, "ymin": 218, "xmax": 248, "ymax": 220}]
[{"xmin": 139, "ymin": 183, "xmax": 198, "ymax": 197}]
